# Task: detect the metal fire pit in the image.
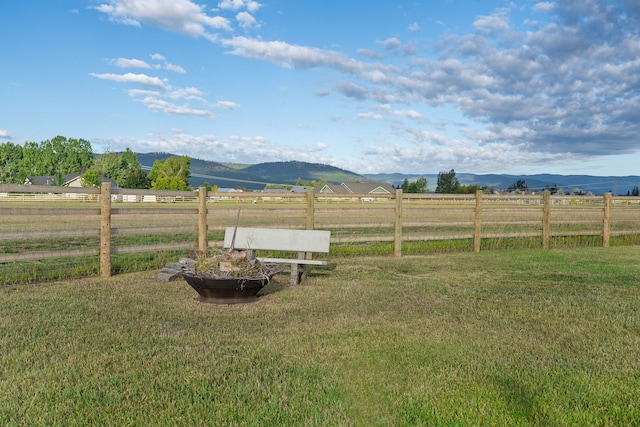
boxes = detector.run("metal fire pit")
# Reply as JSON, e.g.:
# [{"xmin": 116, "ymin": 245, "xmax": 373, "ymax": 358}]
[{"xmin": 182, "ymin": 263, "xmax": 283, "ymax": 304}]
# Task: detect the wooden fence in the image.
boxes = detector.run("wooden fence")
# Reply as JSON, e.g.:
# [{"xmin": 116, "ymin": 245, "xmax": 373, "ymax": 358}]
[{"xmin": 2, "ymin": 183, "xmax": 640, "ymax": 278}]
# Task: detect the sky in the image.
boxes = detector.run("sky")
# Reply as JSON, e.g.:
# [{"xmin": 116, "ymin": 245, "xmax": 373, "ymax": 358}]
[{"xmin": 1, "ymin": 0, "xmax": 640, "ymax": 177}]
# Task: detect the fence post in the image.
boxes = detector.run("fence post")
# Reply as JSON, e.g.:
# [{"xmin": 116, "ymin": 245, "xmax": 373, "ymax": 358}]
[
  {"xmin": 603, "ymin": 192, "xmax": 612, "ymax": 248},
  {"xmin": 100, "ymin": 182, "xmax": 111, "ymax": 278},
  {"xmin": 198, "ymin": 187, "xmax": 208, "ymax": 251},
  {"xmin": 542, "ymin": 191, "xmax": 550, "ymax": 249},
  {"xmin": 394, "ymin": 189, "xmax": 403, "ymax": 257},
  {"xmin": 474, "ymin": 190, "xmax": 482, "ymax": 253},
  {"xmin": 306, "ymin": 187, "xmax": 315, "ymax": 230}
]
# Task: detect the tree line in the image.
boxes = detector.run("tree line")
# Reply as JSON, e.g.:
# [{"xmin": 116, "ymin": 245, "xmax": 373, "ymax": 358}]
[
  {"xmin": 398, "ymin": 170, "xmax": 493, "ymax": 194},
  {"xmin": 0, "ymin": 136, "xmax": 192, "ymax": 190}
]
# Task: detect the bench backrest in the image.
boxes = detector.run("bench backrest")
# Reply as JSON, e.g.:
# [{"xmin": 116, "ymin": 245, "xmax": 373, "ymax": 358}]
[{"xmin": 223, "ymin": 227, "xmax": 330, "ymax": 253}]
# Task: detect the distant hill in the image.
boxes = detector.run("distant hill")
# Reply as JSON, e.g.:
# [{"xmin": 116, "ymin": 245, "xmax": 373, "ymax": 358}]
[
  {"xmin": 243, "ymin": 161, "xmax": 363, "ymax": 185},
  {"xmin": 134, "ymin": 152, "xmax": 640, "ymax": 195},
  {"xmin": 364, "ymin": 173, "xmax": 640, "ymax": 196},
  {"xmin": 135, "ymin": 153, "xmax": 364, "ymax": 190}
]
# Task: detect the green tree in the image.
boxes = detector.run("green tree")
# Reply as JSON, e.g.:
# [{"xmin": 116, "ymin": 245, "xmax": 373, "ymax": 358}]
[
  {"xmin": 436, "ymin": 169, "xmax": 460, "ymax": 194},
  {"xmin": 149, "ymin": 155, "xmax": 191, "ymax": 190},
  {"xmin": 406, "ymin": 176, "xmax": 428, "ymax": 193},
  {"xmin": 95, "ymin": 149, "xmax": 149, "ymax": 189},
  {"xmin": 151, "ymin": 176, "xmax": 190, "ymax": 191},
  {"xmin": 41, "ymin": 136, "xmax": 93, "ymax": 177},
  {"xmin": 19, "ymin": 141, "xmax": 48, "ymax": 178},
  {"xmin": 457, "ymin": 184, "xmax": 482, "ymax": 194},
  {"xmin": 0, "ymin": 142, "xmax": 23, "ymax": 183},
  {"xmin": 507, "ymin": 179, "xmax": 528, "ymax": 192},
  {"xmin": 94, "ymin": 152, "xmax": 121, "ymax": 182},
  {"xmin": 12, "ymin": 136, "xmax": 93, "ymax": 181},
  {"xmin": 80, "ymin": 169, "xmax": 101, "ymax": 188},
  {"xmin": 201, "ymin": 181, "xmax": 219, "ymax": 192},
  {"xmin": 295, "ymin": 177, "xmax": 327, "ymax": 188},
  {"xmin": 117, "ymin": 148, "xmax": 144, "ymax": 185},
  {"xmin": 123, "ymin": 168, "xmax": 150, "ymax": 189}
]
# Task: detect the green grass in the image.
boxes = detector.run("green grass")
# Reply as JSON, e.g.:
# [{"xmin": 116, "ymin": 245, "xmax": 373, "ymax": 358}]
[
  {"xmin": 2, "ymin": 246, "xmax": 639, "ymax": 425},
  {"xmin": 0, "ymin": 251, "xmax": 183, "ymax": 285}
]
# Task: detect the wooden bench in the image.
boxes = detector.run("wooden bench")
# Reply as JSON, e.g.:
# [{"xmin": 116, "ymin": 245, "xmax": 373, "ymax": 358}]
[{"xmin": 223, "ymin": 227, "xmax": 331, "ymax": 285}]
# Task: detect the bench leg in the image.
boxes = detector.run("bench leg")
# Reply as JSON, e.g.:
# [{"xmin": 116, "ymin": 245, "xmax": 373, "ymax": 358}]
[
  {"xmin": 290, "ymin": 263, "xmax": 302, "ymax": 285},
  {"xmin": 290, "ymin": 252, "xmax": 308, "ymax": 285}
]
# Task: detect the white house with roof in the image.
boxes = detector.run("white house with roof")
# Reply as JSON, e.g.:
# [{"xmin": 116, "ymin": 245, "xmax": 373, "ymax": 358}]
[
  {"xmin": 316, "ymin": 182, "xmax": 395, "ymax": 201},
  {"xmin": 317, "ymin": 182, "xmax": 394, "ymax": 194}
]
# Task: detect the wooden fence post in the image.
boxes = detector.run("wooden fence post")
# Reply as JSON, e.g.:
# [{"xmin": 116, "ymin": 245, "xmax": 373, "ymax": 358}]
[
  {"xmin": 542, "ymin": 191, "xmax": 550, "ymax": 249},
  {"xmin": 603, "ymin": 192, "xmax": 612, "ymax": 248},
  {"xmin": 306, "ymin": 187, "xmax": 315, "ymax": 230},
  {"xmin": 100, "ymin": 182, "xmax": 111, "ymax": 277},
  {"xmin": 198, "ymin": 187, "xmax": 208, "ymax": 251},
  {"xmin": 394, "ymin": 189, "xmax": 403, "ymax": 257},
  {"xmin": 474, "ymin": 190, "xmax": 482, "ymax": 253}
]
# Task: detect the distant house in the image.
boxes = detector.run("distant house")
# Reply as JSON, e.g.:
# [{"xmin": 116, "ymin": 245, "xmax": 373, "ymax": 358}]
[
  {"xmin": 24, "ymin": 173, "xmax": 118, "ymax": 188},
  {"xmin": 316, "ymin": 182, "xmax": 395, "ymax": 201},
  {"xmin": 316, "ymin": 182, "xmax": 395, "ymax": 195}
]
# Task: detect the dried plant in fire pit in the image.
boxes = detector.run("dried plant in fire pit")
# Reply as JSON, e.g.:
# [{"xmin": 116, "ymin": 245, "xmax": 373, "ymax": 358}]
[{"xmin": 193, "ymin": 249, "xmax": 282, "ymax": 280}]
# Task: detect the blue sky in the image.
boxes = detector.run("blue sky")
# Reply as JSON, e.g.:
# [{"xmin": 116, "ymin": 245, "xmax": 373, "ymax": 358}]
[{"xmin": 2, "ymin": 0, "xmax": 640, "ymax": 176}]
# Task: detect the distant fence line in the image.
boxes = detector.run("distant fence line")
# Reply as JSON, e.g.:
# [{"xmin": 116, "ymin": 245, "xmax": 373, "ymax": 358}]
[{"xmin": 2, "ymin": 183, "xmax": 640, "ymax": 278}]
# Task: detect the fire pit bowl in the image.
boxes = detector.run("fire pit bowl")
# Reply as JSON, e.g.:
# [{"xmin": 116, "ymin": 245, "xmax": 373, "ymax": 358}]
[{"xmin": 182, "ymin": 272, "xmax": 274, "ymax": 304}]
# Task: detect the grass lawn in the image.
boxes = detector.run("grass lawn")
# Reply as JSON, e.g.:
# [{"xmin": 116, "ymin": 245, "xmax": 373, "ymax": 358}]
[{"xmin": 1, "ymin": 247, "xmax": 639, "ymax": 426}]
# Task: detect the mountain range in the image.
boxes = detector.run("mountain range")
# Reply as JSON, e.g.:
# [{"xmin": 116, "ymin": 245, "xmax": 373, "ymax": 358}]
[{"xmin": 136, "ymin": 152, "xmax": 640, "ymax": 196}]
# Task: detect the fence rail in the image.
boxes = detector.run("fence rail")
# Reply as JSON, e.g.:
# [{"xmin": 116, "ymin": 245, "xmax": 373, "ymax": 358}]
[{"xmin": 2, "ymin": 183, "xmax": 640, "ymax": 278}]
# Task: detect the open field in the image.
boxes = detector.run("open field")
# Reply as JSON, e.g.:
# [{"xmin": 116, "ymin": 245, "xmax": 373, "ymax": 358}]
[{"xmin": 2, "ymin": 246, "xmax": 639, "ymax": 425}]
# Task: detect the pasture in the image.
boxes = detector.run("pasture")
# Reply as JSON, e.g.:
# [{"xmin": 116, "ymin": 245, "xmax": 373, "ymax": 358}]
[
  {"xmin": 1, "ymin": 246, "xmax": 639, "ymax": 425},
  {"xmin": 3, "ymin": 189, "xmax": 640, "ymax": 285}
]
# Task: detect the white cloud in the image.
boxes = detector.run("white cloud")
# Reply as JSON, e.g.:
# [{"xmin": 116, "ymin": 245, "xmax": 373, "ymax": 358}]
[
  {"xmin": 113, "ymin": 57, "xmax": 151, "ymax": 69},
  {"xmin": 357, "ymin": 112, "xmax": 383, "ymax": 120},
  {"xmin": 378, "ymin": 37, "xmax": 402, "ymax": 51},
  {"xmin": 357, "ymin": 48, "xmax": 384, "ymax": 59},
  {"xmin": 309, "ymin": 143, "xmax": 328, "ymax": 152},
  {"xmin": 90, "ymin": 72, "xmax": 168, "ymax": 88},
  {"xmin": 215, "ymin": 100, "xmax": 240, "ymax": 109},
  {"xmin": 408, "ymin": 22, "xmax": 420, "ymax": 32},
  {"xmin": 236, "ymin": 11, "xmax": 257, "ymax": 30},
  {"xmin": 218, "ymin": 0, "xmax": 262, "ymax": 13},
  {"xmin": 94, "ymin": 0, "xmax": 231, "ymax": 38},
  {"xmin": 125, "ymin": 86, "xmax": 214, "ymax": 117},
  {"xmin": 138, "ymin": 96, "xmax": 214, "ymax": 117},
  {"xmin": 148, "ymin": 53, "xmax": 186, "ymax": 73},
  {"xmin": 93, "ymin": 54, "xmax": 214, "ymax": 118},
  {"xmin": 167, "ymin": 87, "xmax": 206, "ymax": 101},
  {"xmin": 164, "ymin": 62, "xmax": 186, "ymax": 73},
  {"xmin": 375, "ymin": 37, "xmax": 415, "ymax": 56},
  {"xmin": 533, "ymin": 2, "xmax": 554, "ymax": 13},
  {"xmin": 220, "ymin": 37, "xmax": 365, "ymax": 74},
  {"xmin": 473, "ymin": 9, "xmax": 510, "ymax": 35},
  {"xmin": 391, "ymin": 109, "xmax": 423, "ymax": 120},
  {"xmin": 0, "ymin": 129, "xmax": 12, "ymax": 139}
]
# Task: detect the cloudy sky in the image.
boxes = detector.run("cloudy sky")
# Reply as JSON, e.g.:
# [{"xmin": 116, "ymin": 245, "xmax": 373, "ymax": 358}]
[{"xmin": 2, "ymin": 0, "xmax": 639, "ymax": 176}]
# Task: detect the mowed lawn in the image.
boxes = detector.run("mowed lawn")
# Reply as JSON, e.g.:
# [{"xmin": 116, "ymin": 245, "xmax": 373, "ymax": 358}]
[{"xmin": 1, "ymin": 246, "xmax": 639, "ymax": 426}]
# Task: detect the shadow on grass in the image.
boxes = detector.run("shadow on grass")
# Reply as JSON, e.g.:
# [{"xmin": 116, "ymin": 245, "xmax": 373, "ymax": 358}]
[{"xmin": 493, "ymin": 375, "xmax": 559, "ymax": 427}]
